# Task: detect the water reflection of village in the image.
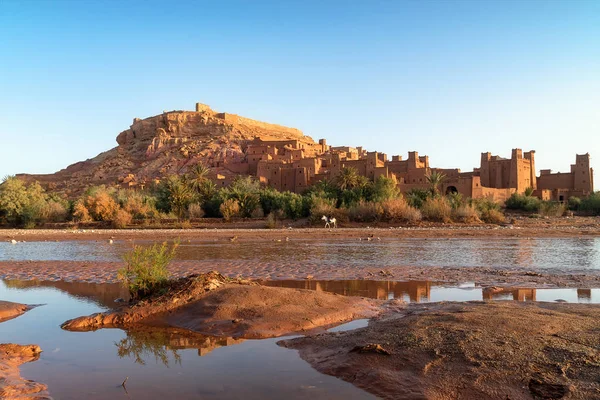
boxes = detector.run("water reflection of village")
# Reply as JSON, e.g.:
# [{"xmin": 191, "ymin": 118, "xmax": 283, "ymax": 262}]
[
  {"xmin": 264, "ymin": 280, "xmax": 433, "ymax": 302},
  {"xmin": 263, "ymin": 280, "xmax": 595, "ymax": 303},
  {"xmin": 116, "ymin": 327, "xmax": 245, "ymax": 365}
]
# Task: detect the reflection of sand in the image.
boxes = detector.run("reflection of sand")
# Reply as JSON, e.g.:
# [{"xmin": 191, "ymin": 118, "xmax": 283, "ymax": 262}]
[{"xmin": 3, "ymin": 279, "xmax": 129, "ymax": 308}]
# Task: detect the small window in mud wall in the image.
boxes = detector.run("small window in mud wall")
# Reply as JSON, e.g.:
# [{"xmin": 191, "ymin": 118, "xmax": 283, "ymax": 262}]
[{"xmin": 559, "ymin": 195, "xmax": 564, "ymax": 202}]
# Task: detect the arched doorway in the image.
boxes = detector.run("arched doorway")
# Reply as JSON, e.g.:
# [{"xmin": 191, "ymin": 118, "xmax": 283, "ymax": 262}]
[{"xmin": 445, "ymin": 186, "xmax": 458, "ymax": 195}]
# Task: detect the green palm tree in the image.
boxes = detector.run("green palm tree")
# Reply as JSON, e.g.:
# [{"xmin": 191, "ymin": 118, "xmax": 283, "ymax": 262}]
[
  {"xmin": 187, "ymin": 164, "xmax": 210, "ymax": 193},
  {"xmin": 425, "ymin": 171, "xmax": 446, "ymax": 196},
  {"xmin": 166, "ymin": 176, "xmax": 193, "ymax": 219},
  {"xmin": 335, "ymin": 167, "xmax": 361, "ymax": 191}
]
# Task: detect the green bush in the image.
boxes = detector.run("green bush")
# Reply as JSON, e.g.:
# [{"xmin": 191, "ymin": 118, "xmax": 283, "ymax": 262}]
[
  {"xmin": 580, "ymin": 192, "xmax": 600, "ymax": 215},
  {"xmin": 568, "ymin": 196, "xmax": 582, "ymax": 211},
  {"xmin": 117, "ymin": 242, "xmax": 178, "ymax": 299},
  {"xmin": 0, "ymin": 177, "xmax": 70, "ymax": 227},
  {"xmin": 405, "ymin": 188, "xmax": 430, "ymax": 209},
  {"xmin": 505, "ymin": 193, "xmax": 541, "ymax": 212}
]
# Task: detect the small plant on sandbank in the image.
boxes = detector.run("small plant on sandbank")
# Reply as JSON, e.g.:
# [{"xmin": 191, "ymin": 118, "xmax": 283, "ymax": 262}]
[{"xmin": 117, "ymin": 241, "xmax": 179, "ymax": 300}]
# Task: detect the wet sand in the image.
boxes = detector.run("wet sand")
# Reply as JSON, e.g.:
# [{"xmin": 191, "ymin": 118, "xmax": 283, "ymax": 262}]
[
  {"xmin": 1, "ymin": 260, "xmax": 599, "ymax": 289},
  {"xmin": 0, "ymin": 344, "xmax": 50, "ymax": 399},
  {"xmin": 62, "ymin": 273, "xmax": 380, "ymax": 339},
  {"xmin": 280, "ymin": 301, "xmax": 600, "ymax": 400}
]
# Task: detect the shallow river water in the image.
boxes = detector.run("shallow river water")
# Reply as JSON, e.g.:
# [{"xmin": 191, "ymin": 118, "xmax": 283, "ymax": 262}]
[
  {"xmin": 1, "ymin": 279, "xmax": 599, "ymax": 399},
  {"xmin": 2, "ymin": 237, "xmax": 600, "ymax": 270},
  {"xmin": 0, "ymin": 281, "xmax": 376, "ymax": 400}
]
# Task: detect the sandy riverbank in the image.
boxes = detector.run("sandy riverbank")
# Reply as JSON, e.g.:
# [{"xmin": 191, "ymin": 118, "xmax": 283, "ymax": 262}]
[
  {"xmin": 281, "ymin": 301, "xmax": 600, "ymax": 399},
  {"xmin": 1, "ymin": 215, "xmax": 599, "ymax": 242}
]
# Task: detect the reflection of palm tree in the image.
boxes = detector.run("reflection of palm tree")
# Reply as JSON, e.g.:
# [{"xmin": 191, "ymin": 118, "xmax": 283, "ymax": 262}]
[
  {"xmin": 116, "ymin": 328, "xmax": 182, "ymax": 366},
  {"xmin": 115, "ymin": 327, "xmax": 245, "ymax": 366}
]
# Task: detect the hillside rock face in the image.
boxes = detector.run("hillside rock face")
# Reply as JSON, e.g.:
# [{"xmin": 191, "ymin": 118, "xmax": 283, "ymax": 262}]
[{"xmin": 18, "ymin": 104, "xmax": 315, "ymax": 196}]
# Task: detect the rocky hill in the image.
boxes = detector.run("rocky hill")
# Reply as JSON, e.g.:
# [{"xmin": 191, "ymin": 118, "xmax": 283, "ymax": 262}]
[{"xmin": 17, "ymin": 103, "xmax": 316, "ymax": 196}]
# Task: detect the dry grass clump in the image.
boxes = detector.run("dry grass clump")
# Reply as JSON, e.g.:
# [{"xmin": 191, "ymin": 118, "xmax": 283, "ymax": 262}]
[
  {"xmin": 113, "ymin": 209, "xmax": 133, "ymax": 228},
  {"xmin": 348, "ymin": 201, "xmax": 382, "ymax": 222},
  {"xmin": 421, "ymin": 197, "xmax": 452, "ymax": 223},
  {"xmin": 187, "ymin": 203, "xmax": 205, "ymax": 219},
  {"xmin": 310, "ymin": 197, "xmax": 348, "ymax": 223},
  {"xmin": 480, "ymin": 208, "xmax": 505, "ymax": 224},
  {"xmin": 219, "ymin": 199, "xmax": 240, "ymax": 221},
  {"xmin": 380, "ymin": 198, "xmax": 422, "ymax": 222},
  {"xmin": 452, "ymin": 205, "xmax": 481, "ymax": 223}
]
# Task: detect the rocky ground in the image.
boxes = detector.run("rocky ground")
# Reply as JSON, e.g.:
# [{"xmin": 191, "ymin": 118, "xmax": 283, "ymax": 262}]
[{"xmin": 281, "ymin": 301, "xmax": 600, "ymax": 400}]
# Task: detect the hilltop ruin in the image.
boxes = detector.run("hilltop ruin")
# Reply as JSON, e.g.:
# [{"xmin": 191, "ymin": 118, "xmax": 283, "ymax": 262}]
[{"xmin": 18, "ymin": 103, "xmax": 594, "ymax": 202}]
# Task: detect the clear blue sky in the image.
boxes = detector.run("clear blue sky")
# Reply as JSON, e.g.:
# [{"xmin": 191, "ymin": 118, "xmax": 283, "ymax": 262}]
[{"xmin": 1, "ymin": 0, "xmax": 598, "ymax": 182}]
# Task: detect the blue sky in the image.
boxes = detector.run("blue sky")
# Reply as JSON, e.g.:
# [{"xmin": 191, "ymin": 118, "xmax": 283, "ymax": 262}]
[{"xmin": 1, "ymin": 0, "xmax": 598, "ymax": 181}]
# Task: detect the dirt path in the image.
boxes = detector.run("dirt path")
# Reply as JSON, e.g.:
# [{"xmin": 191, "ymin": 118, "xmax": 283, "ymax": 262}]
[{"xmin": 281, "ymin": 301, "xmax": 600, "ymax": 400}]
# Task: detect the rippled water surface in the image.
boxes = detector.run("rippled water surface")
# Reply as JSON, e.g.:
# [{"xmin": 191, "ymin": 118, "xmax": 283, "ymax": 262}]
[{"xmin": 2, "ymin": 237, "xmax": 600, "ymax": 270}]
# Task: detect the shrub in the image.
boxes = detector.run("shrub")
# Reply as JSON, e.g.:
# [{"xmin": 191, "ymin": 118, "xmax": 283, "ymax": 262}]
[
  {"xmin": 446, "ymin": 192, "xmax": 464, "ymax": 210},
  {"xmin": 120, "ymin": 190, "xmax": 159, "ymax": 220},
  {"xmin": 72, "ymin": 200, "xmax": 92, "ymax": 223},
  {"xmin": 505, "ymin": 193, "xmax": 541, "ymax": 212},
  {"xmin": 117, "ymin": 242, "xmax": 178, "ymax": 300},
  {"xmin": 421, "ymin": 197, "xmax": 452, "ymax": 222},
  {"xmin": 250, "ymin": 207, "xmax": 264, "ymax": 219},
  {"xmin": 81, "ymin": 187, "xmax": 119, "ymax": 221},
  {"xmin": 452, "ymin": 205, "xmax": 481, "ymax": 223},
  {"xmin": 370, "ymin": 176, "xmax": 400, "ymax": 202},
  {"xmin": 348, "ymin": 201, "xmax": 382, "ymax": 222},
  {"xmin": 480, "ymin": 208, "xmax": 505, "ymax": 224},
  {"xmin": 113, "ymin": 209, "xmax": 132, "ymax": 228},
  {"xmin": 43, "ymin": 199, "xmax": 69, "ymax": 222},
  {"xmin": 580, "ymin": 192, "xmax": 600, "ymax": 215},
  {"xmin": 380, "ymin": 198, "xmax": 422, "ymax": 222},
  {"xmin": 265, "ymin": 212, "xmax": 277, "ymax": 229},
  {"xmin": 568, "ymin": 196, "xmax": 581, "ymax": 211},
  {"xmin": 188, "ymin": 203, "xmax": 205, "ymax": 219},
  {"xmin": 540, "ymin": 201, "xmax": 566, "ymax": 217},
  {"xmin": 405, "ymin": 188, "xmax": 430, "ymax": 209},
  {"xmin": 220, "ymin": 199, "xmax": 240, "ymax": 221}
]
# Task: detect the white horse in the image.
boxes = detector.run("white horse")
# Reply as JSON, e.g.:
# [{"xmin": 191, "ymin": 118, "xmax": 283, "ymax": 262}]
[{"xmin": 321, "ymin": 215, "xmax": 337, "ymax": 229}]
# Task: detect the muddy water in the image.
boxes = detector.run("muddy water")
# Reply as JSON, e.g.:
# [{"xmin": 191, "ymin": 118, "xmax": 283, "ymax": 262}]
[
  {"xmin": 0, "ymin": 281, "xmax": 375, "ymax": 400},
  {"xmin": 2, "ymin": 237, "xmax": 600, "ymax": 270}
]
